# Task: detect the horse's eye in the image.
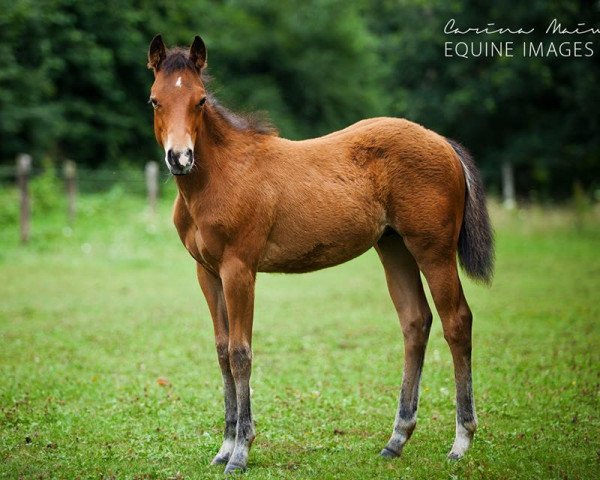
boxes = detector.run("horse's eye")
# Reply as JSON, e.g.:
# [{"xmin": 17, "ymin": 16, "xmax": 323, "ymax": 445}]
[
  {"xmin": 196, "ymin": 97, "xmax": 207, "ymax": 109},
  {"xmin": 149, "ymin": 98, "xmax": 159, "ymax": 109}
]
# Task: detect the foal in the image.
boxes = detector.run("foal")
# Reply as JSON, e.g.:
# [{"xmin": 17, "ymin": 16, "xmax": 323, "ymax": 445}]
[{"xmin": 147, "ymin": 35, "xmax": 493, "ymax": 474}]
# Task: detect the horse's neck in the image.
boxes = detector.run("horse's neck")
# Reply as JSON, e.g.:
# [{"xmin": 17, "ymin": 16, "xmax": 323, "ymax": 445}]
[{"xmin": 174, "ymin": 114, "xmax": 246, "ymax": 211}]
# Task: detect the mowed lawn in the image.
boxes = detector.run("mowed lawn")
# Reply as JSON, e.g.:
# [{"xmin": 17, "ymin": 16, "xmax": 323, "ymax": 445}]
[{"xmin": 0, "ymin": 191, "xmax": 598, "ymax": 479}]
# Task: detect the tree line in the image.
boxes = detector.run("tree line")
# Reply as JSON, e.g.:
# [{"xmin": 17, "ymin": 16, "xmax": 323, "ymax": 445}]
[{"xmin": 1, "ymin": 0, "xmax": 598, "ymax": 199}]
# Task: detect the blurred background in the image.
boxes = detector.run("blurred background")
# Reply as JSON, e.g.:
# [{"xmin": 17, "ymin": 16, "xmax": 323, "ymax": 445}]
[
  {"xmin": 1, "ymin": 2, "xmax": 599, "ymax": 478},
  {"xmin": 0, "ymin": 0, "xmax": 598, "ymax": 204}
]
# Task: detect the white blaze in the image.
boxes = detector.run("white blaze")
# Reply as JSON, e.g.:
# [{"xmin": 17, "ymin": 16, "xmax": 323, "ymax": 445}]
[
  {"xmin": 163, "ymin": 136, "xmax": 172, "ymax": 169},
  {"xmin": 175, "ymin": 76, "xmax": 182, "ymax": 88}
]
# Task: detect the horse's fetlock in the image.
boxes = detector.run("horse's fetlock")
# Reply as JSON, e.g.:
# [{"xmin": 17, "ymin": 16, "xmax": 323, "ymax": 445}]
[
  {"xmin": 396, "ymin": 414, "xmax": 417, "ymax": 433},
  {"xmin": 225, "ymin": 419, "xmax": 237, "ymax": 435},
  {"xmin": 462, "ymin": 418, "xmax": 477, "ymax": 435},
  {"xmin": 237, "ymin": 419, "xmax": 256, "ymax": 444}
]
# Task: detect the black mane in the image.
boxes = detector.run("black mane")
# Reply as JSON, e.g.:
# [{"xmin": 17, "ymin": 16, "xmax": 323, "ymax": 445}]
[{"xmin": 161, "ymin": 48, "xmax": 277, "ymax": 136}]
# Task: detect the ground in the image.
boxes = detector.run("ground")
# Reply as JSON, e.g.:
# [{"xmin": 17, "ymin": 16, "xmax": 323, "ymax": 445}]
[{"xmin": 0, "ymin": 187, "xmax": 598, "ymax": 479}]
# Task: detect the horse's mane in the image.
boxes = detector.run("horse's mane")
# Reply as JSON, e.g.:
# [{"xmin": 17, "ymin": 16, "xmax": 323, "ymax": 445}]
[{"xmin": 162, "ymin": 48, "xmax": 277, "ymax": 136}]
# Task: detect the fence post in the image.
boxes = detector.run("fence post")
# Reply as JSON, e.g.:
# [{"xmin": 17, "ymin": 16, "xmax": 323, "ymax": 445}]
[
  {"xmin": 64, "ymin": 160, "xmax": 77, "ymax": 225},
  {"xmin": 145, "ymin": 161, "xmax": 158, "ymax": 216},
  {"xmin": 17, "ymin": 154, "xmax": 32, "ymax": 244},
  {"xmin": 502, "ymin": 160, "xmax": 516, "ymax": 210}
]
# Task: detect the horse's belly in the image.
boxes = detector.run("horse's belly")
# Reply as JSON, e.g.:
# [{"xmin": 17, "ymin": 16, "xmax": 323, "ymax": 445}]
[{"xmin": 258, "ymin": 207, "xmax": 385, "ymax": 273}]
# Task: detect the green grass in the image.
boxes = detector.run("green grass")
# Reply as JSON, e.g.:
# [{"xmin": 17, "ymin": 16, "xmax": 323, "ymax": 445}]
[{"xmin": 1, "ymin": 187, "xmax": 599, "ymax": 479}]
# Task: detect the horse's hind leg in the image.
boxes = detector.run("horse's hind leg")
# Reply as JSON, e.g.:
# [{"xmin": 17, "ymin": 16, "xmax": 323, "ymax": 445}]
[
  {"xmin": 375, "ymin": 231, "xmax": 433, "ymax": 458},
  {"xmin": 403, "ymin": 236, "xmax": 477, "ymax": 459}
]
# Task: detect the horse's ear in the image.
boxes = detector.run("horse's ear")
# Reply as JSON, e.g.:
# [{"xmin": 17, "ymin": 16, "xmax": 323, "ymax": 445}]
[
  {"xmin": 189, "ymin": 35, "xmax": 207, "ymax": 73},
  {"xmin": 148, "ymin": 34, "xmax": 166, "ymax": 73}
]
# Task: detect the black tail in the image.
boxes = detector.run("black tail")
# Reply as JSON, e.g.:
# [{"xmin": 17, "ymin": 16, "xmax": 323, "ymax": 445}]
[{"xmin": 447, "ymin": 139, "xmax": 495, "ymax": 285}]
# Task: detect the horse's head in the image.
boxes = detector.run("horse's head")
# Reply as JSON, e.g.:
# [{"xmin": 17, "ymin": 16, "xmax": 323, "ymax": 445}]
[{"xmin": 147, "ymin": 35, "xmax": 207, "ymax": 175}]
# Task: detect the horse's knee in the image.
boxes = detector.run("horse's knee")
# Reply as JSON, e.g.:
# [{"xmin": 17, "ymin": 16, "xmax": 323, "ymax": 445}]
[
  {"xmin": 229, "ymin": 344, "xmax": 252, "ymax": 376},
  {"xmin": 462, "ymin": 418, "xmax": 477, "ymax": 434},
  {"xmin": 216, "ymin": 341, "xmax": 230, "ymax": 371}
]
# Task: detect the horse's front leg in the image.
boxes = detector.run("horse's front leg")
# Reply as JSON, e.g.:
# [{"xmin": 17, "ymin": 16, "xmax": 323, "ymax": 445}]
[
  {"xmin": 219, "ymin": 256, "xmax": 256, "ymax": 474},
  {"xmin": 196, "ymin": 264, "xmax": 237, "ymax": 465}
]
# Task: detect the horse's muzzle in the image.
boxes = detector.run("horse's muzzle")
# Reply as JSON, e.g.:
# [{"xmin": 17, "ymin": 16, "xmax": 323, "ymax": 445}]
[{"xmin": 166, "ymin": 148, "xmax": 194, "ymax": 175}]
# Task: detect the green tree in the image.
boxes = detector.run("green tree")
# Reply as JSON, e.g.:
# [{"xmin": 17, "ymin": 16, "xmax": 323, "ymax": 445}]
[
  {"xmin": 0, "ymin": 0, "xmax": 387, "ymax": 167},
  {"xmin": 1, "ymin": 0, "xmax": 597, "ymax": 198},
  {"xmin": 368, "ymin": 0, "xmax": 600, "ymax": 198}
]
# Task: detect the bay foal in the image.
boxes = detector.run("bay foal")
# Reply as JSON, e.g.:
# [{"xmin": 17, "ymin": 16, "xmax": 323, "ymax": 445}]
[{"xmin": 147, "ymin": 35, "xmax": 494, "ymax": 473}]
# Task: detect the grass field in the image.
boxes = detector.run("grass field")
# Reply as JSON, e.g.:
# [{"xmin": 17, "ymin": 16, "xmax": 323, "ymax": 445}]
[{"xmin": 1, "ymin": 185, "xmax": 599, "ymax": 479}]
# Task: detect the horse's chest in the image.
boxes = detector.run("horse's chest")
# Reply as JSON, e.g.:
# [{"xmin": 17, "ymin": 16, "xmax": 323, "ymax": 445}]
[
  {"xmin": 180, "ymin": 223, "xmax": 220, "ymax": 274},
  {"xmin": 193, "ymin": 228, "xmax": 221, "ymax": 273}
]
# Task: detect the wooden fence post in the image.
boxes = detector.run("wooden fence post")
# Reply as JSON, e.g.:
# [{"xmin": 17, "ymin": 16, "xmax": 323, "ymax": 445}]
[
  {"xmin": 145, "ymin": 161, "xmax": 158, "ymax": 216},
  {"xmin": 64, "ymin": 160, "xmax": 77, "ymax": 225},
  {"xmin": 502, "ymin": 160, "xmax": 516, "ymax": 210},
  {"xmin": 17, "ymin": 154, "xmax": 32, "ymax": 244}
]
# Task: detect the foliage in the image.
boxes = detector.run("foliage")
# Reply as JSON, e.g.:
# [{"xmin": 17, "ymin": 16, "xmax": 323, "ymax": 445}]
[
  {"xmin": 0, "ymin": 0, "xmax": 384, "ymax": 163},
  {"xmin": 0, "ymin": 191, "xmax": 599, "ymax": 478},
  {"xmin": 0, "ymin": 0, "xmax": 598, "ymax": 197},
  {"xmin": 367, "ymin": 0, "xmax": 600, "ymax": 198},
  {"xmin": 571, "ymin": 180, "xmax": 592, "ymax": 230},
  {"xmin": 0, "ymin": 187, "xmax": 18, "ymax": 225},
  {"xmin": 29, "ymin": 159, "xmax": 63, "ymax": 213}
]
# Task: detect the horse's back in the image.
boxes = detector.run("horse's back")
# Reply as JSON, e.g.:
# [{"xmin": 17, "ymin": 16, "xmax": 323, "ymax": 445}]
[
  {"xmin": 281, "ymin": 116, "xmax": 463, "ymax": 207},
  {"xmin": 297, "ymin": 116, "xmax": 441, "ymax": 146},
  {"xmin": 290, "ymin": 116, "xmax": 461, "ymax": 185}
]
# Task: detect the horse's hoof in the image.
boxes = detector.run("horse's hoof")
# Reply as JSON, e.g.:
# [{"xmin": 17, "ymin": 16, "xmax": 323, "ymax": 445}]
[
  {"xmin": 380, "ymin": 446, "xmax": 400, "ymax": 458},
  {"xmin": 447, "ymin": 451, "xmax": 462, "ymax": 461},
  {"xmin": 224, "ymin": 462, "xmax": 247, "ymax": 474},
  {"xmin": 211, "ymin": 453, "xmax": 230, "ymax": 465}
]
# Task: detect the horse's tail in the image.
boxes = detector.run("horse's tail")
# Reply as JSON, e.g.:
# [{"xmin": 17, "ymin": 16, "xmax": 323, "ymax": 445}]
[{"xmin": 447, "ymin": 138, "xmax": 495, "ymax": 285}]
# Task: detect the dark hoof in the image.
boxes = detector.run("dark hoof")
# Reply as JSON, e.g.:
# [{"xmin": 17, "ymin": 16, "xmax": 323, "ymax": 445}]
[
  {"xmin": 380, "ymin": 446, "xmax": 400, "ymax": 458},
  {"xmin": 224, "ymin": 462, "xmax": 247, "ymax": 474},
  {"xmin": 447, "ymin": 452, "xmax": 462, "ymax": 461},
  {"xmin": 211, "ymin": 453, "xmax": 230, "ymax": 465}
]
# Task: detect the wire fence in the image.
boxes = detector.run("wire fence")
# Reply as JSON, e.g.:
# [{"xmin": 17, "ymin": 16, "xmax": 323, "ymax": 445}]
[
  {"xmin": 0, "ymin": 155, "xmax": 164, "ymax": 244},
  {"xmin": 0, "ymin": 163, "xmax": 168, "ymax": 196}
]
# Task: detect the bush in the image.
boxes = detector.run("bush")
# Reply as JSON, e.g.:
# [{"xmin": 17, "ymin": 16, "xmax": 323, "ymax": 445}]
[
  {"xmin": 30, "ymin": 160, "xmax": 63, "ymax": 214},
  {"xmin": 0, "ymin": 187, "xmax": 19, "ymax": 225}
]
